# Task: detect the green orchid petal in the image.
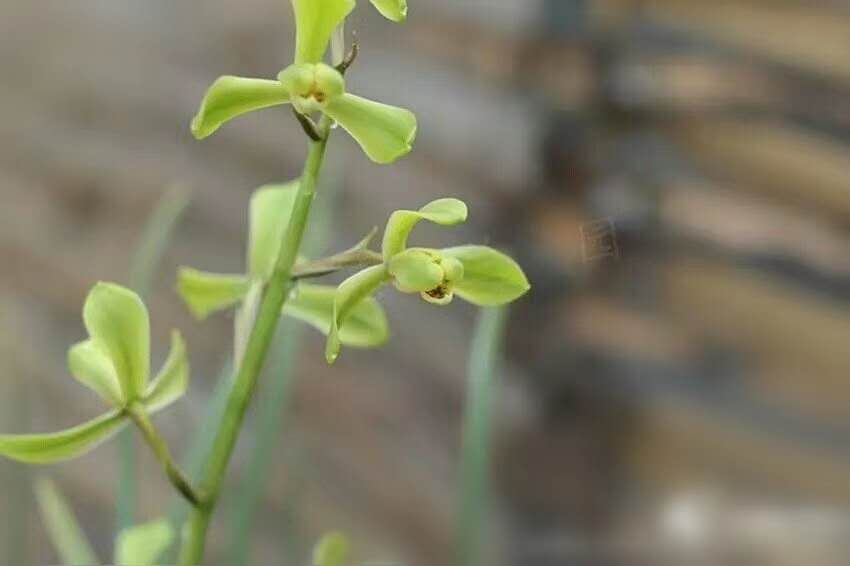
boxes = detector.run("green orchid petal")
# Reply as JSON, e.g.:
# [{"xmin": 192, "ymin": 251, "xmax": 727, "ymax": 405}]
[
  {"xmin": 143, "ymin": 331, "xmax": 189, "ymax": 414},
  {"xmin": 177, "ymin": 268, "xmax": 252, "ymax": 320},
  {"xmin": 0, "ymin": 410, "xmax": 127, "ymax": 464},
  {"xmin": 292, "ymin": 0, "xmax": 356, "ymax": 64},
  {"xmin": 68, "ymin": 339, "xmax": 124, "ymax": 406},
  {"xmin": 83, "ymin": 283, "xmax": 150, "ymax": 401},
  {"xmin": 249, "ymin": 182, "xmax": 299, "ymax": 280},
  {"xmin": 382, "ymin": 198, "xmax": 468, "ymax": 260},
  {"xmin": 387, "ymin": 249, "xmax": 443, "ymax": 293},
  {"xmin": 284, "ymin": 283, "xmax": 389, "ymax": 348},
  {"xmin": 370, "ymin": 0, "xmax": 408, "ymax": 22},
  {"xmin": 442, "ymin": 246, "xmax": 530, "ymax": 306},
  {"xmin": 312, "ymin": 532, "xmax": 350, "ymax": 566},
  {"xmin": 190, "ymin": 76, "xmax": 291, "ymax": 140},
  {"xmin": 322, "ymin": 93, "xmax": 417, "ymax": 164},
  {"xmin": 326, "ymin": 265, "xmax": 391, "ymax": 364},
  {"xmin": 115, "ymin": 518, "xmax": 174, "ymax": 566}
]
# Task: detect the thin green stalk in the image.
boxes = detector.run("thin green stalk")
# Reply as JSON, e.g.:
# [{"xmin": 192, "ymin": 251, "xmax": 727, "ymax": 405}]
[
  {"xmin": 117, "ymin": 186, "xmax": 190, "ymax": 532},
  {"xmin": 226, "ymin": 159, "xmax": 339, "ymax": 564},
  {"xmin": 226, "ymin": 317, "xmax": 303, "ymax": 564},
  {"xmin": 128, "ymin": 407, "xmax": 203, "ymax": 508},
  {"xmin": 456, "ymin": 307, "xmax": 509, "ymax": 566},
  {"xmin": 167, "ymin": 358, "xmax": 233, "ymax": 527},
  {"xmin": 180, "ymin": 116, "xmax": 333, "ymax": 565}
]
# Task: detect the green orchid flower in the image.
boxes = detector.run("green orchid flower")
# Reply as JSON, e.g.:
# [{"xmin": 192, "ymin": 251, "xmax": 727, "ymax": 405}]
[
  {"xmin": 0, "ymin": 283, "xmax": 189, "ymax": 464},
  {"xmin": 177, "ymin": 182, "xmax": 389, "ymax": 350},
  {"xmin": 325, "ymin": 198, "xmax": 531, "ymax": 363},
  {"xmin": 190, "ymin": 0, "xmax": 416, "ymax": 164}
]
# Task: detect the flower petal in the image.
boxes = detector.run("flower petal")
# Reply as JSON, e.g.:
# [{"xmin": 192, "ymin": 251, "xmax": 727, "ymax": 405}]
[
  {"xmin": 191, "ymin": 76, "xmax": 290, "ymax": 140},
  {"xmin": 325, "ymin": 265, "xmax": 390, "ymax": 363},
  {"xmin": 387, "ymin": 249, "xmax": 443, "ymax": 292},
  {"xmin": 0, "ymin": 411, "xmax": 127, "ymax": 464},
  {"xmin": 67, "ymin": 340, "xmax": 124, "ymax": 406},
  {"xmin": 248, "ymin": 182, "xmax": 299, "ymax": 280},
  {"xmin": 313, "ymin": 532, "xmax": 350, "ymax": 566},
  {"xmin": 177, "ymin": 268, "xmax": 252, "ymax": 320},
  {"xmin": 322, "ymin": 93, "xmax": 417, "ymax": 164},
  {"xmin": 143, "ymin": 331, "xmax": 190, "ymax": 414},
  {"xmin": 381, "ymin": 198, "xmax": 468, "ymax": 261},
  {"xmin": 83, "ymin": 283, "xmax": 150, "ymax": 401},
  {"xmin": 370, "ymin": 0, "xmax": 408, "ymax": 22},
  {"xmin": 442, "ymin": 246, "xmax": 530, "ymax": 306},
  {"xmin": 284, "ymin": 283, "xmax": 389, "ymax": 348},
  {"xmin": 115, "ymin": 519, "xmax": 174, "ymax": 566},
  {"xmin": 292, "ymin": 0, "xmax": 356, "ymax": 64}
]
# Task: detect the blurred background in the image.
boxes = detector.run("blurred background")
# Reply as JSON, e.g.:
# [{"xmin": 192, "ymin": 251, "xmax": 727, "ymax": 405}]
[{"xmin": 2, "ymin": 0, "xmax": 850, "ymax": 564}]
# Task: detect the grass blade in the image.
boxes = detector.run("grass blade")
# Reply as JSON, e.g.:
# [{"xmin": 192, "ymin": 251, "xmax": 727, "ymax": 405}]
[
  {"xmin": 34, "ymin": 477, "xmax": 100, "ymax": 565},
  {"xmin": 117, "ymin": 186, "xmax": 191, "ymax": 533},
  {"xmin": 456, "ymin": 306, "xmax": 509, "ymax": 566},
  {"xmin": 226, "ymin": 318, "xmax": 303, "ymax": 565}
]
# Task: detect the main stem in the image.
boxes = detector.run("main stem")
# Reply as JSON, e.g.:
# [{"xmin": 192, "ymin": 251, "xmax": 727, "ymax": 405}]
[{"xmin": 179, "ymin": 116, "xmax": 333, "ymax": 565}]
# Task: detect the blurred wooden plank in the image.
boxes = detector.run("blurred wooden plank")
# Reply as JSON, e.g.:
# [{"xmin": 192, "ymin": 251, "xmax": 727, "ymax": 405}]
[
  {"xmin": 594, "ymin": 0, "xmax": 850, "ymax": 83},
  {"xmin": 567, "ymin": 297, "xmax": 697, "ymax": 364},
  {"xmin": 612, "ymin": 54, "xmax": 850, "ymax": 129},
  {"xmin": 664, "ymin": 258, "xmax": 850, "ymax": 397},
  {"xmin": 423, "ymin": 0, "xmax": 545, "ymax": 35},
  {"xmin": 672, "ymin": 119, "xmax": 850, "ymax": 222},
  {"xmin": 630, "ymin": 398, "xmax": 850, "ymax": 504},
  {"xmin": 660, "ymin": 180, "xmax": 850, "ymax": 280}
]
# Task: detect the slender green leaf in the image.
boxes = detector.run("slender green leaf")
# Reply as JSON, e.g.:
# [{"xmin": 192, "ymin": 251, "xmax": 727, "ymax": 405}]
[
  {"xmin": 67, "ymin": 340, "xmax": 124, "ymax": 406},
  {"xmin": 143, "ymin": 331, "xmax": 189, "ymax": 414},
  {"xmin": 442, "ymin": 246, "xmax": 530, "ymax": 306},
  {"xmin": 456, "ymin": 307, "xmax": 508, "ymax": 566},
  {"xmin": 129, "ymin": 186, "xmax": 191, "ymax": 299},
  {"xmin": 370, "ymin": 0, "xmax": 408, "ymax": 22},
  {"xmin": 177, "ymin": 268, "xmax": 251, "ymax": 320},
  {"xmin": 248, "ymin": 183, "xmax": 300, "ymax": 280},
  {"xmin": 323, "ymin": 93, "xmax": 417, "ymax": 164},
  {"xmin": 325, "ymin": 265, "xmax": 390, "ymax": 363},
  {"xmin": 114, "ymin": 518, "xmax": 174, "ymax": 566},
  {"xmin": 34, "ymin": 477, "xmax": 100, "ymax": 566},
  {"xmin": 83, "ymin": 283, "xmax": 150, "ymax": 401},
  {"xmin": 312, "ymin": 531, "xmax": 350, "ymax": 566},
  {"xmin": 0, "ymin": 411, "xmax": 126, "ymax": 464},
  {"xmin": 382, "ymin": 198, "xmax": 467, "ymax": 260},
  {"xmin": 191, "ymin": 76, "xmax": 290, "ymax": 139},
  {"xmin": 291, "ymin": 0, "xmax": 355, "ymax": 64},
  {"xmin": 284, "ymin": 283, "xmax": 389, "ymax": 347}
]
